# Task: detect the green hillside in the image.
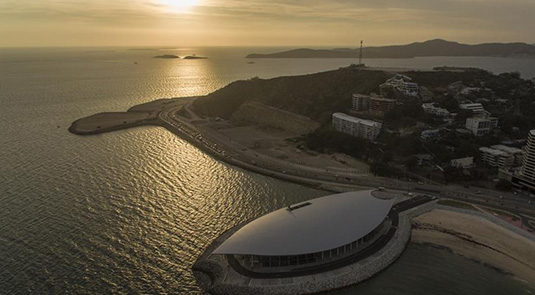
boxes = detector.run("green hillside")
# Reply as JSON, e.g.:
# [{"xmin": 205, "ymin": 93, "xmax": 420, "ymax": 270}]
[{"xmin": 193, "ymin": 68, "xmax": 392, "ymax": 123}]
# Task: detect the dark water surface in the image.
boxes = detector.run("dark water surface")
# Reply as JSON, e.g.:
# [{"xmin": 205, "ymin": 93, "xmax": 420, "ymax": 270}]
[{"xmin": 1, "ymin": 48, "xmax": 533, "ymax": 294}]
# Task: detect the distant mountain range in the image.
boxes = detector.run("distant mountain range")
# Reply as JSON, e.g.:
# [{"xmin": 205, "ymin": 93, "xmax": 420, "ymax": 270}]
[{"xmin": 246, "ymin": 39, "xmax": 535, "ymax": 59}]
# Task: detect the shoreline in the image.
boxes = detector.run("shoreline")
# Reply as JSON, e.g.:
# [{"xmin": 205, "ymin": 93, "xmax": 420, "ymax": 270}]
[
  {"xmin": 411, "ymin": 207, "xmax": 535, "ymax": 288},
  {"xmin": 192, "ymin": 194, "xmax": 425, "ymax": 295},
  {"xmin": 67, "ymin": 96, "xmax": 535, "ymax": 217},
  {"xmin": 68, "ymin": 112, "xmax": 162, "ymax": 135},
  {"xmin": 68, "ymin": 97, "xmax": 535, "ymax": 291},
  {"xmin": 68, "ymin": 97, "xmax": 195, "ymax": 136}
]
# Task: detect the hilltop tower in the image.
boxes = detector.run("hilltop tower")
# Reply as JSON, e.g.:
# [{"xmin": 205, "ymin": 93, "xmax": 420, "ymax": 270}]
[{"xmin": 359, "ymin": 40, "xmax": 364, "ymax": 66}]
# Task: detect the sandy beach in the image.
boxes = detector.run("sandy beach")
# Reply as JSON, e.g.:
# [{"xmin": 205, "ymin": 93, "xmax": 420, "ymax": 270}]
[{"xmin": 412, "ymin": 209, "xmax": 535, "ymax": 287}]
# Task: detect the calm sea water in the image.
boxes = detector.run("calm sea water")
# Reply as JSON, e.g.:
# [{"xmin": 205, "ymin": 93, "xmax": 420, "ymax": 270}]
[{"xmin": 1, "ymin": 48, "xmax": 533, "ymax": 294}]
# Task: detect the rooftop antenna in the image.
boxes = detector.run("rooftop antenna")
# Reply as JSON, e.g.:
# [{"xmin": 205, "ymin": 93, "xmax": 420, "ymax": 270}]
[{"xmin": 359, "ymin": 40, "xmax": 363, "ymax": 66}]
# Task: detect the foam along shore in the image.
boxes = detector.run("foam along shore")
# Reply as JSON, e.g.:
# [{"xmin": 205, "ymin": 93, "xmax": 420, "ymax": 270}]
[
  {"xmin": 69, "ymin": 98, "xmax": 194, "ymax": 135},
  {"xmin": 412, "ymin": 208, "xmax": 535, "ymax": 288}
]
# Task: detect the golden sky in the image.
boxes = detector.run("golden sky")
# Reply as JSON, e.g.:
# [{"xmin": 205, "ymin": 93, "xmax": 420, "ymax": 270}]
[{"xmin": 1, "ymin": 0, "xmax": 534, "ymax": 47}]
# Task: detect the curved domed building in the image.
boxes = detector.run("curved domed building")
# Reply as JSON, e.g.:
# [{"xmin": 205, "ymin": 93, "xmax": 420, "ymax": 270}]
[
  {"xmin": 213, "ymin": 191, "xmax": 394, "ymax": 274},
  {"xmin": 193, "ymin": 190, "xmax": 432, "ymax": 295}
]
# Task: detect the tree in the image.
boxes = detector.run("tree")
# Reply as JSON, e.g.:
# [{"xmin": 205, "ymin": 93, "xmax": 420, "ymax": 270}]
[
  {"xmin": 495, "ymin": 179, "xmax": 513, "ymax": 191},
  {"xmin": 405, "ymin": 156, "xmax": 418, "ymax": 171}
]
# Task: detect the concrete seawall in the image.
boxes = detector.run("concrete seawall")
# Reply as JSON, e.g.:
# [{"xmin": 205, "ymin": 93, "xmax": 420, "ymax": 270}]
[{"xmin": 193, "ymin": 201, "xmax": 437, "ymax": 295}]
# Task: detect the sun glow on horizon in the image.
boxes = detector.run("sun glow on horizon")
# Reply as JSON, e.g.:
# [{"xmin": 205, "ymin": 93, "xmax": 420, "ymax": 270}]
[{"xmin": 158, "ymin": 0, "xmax": 200, "ymax": 13}]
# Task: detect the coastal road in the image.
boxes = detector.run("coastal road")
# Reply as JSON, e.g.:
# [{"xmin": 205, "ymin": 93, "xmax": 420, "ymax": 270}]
[{"xmin": 157, "ymin": 103, "xmax": 535, "ymax": 220}]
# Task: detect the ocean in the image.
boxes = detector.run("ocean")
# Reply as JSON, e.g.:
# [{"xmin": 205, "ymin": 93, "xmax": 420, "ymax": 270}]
[{"xmin": 0, "ymin": 47, "xmax": 533, "ymax": 294}]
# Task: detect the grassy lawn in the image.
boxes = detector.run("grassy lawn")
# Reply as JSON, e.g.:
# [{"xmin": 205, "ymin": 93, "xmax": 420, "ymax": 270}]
[{"xmin": 438, "ymin": 199, "xmax": 475, "ymax": 210}]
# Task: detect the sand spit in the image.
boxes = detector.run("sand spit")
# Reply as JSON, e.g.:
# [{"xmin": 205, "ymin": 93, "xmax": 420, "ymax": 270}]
[
  {"xmin": 412, "ymin": 209, "xmax": 535, "ymax": 287},
  {"xmin": 69, "ymin": 97, "xmax": 194, "ymax": 135},
  {"xmin": 69, "ymin": 112, "xmax": 158, "ymax": 135}
]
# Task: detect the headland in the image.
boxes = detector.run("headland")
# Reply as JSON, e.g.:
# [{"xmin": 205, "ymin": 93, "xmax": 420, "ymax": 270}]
[
  {"xmin": 247, "ymin": 39, "xmax": 535, "ymax": 59},
  {"xmin": 69, "ymin": 66, "xmax": 535, "ymax": 292}
]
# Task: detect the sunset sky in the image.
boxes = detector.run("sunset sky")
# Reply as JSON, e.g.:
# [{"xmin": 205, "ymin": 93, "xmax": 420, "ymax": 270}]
[{"xmin": 1, "ymin": 0, "xmax": 534, "ymax": 47}]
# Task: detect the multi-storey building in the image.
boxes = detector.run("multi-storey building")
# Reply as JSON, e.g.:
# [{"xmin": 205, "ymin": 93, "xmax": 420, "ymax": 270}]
[
  {"xmin": 512, "ymin": 130, "xmax": 535, "ymax": 191},
  {"xmin": 332, "ymin": 113, "xmax": 382, "ymax": 141},
  {"xmin": 479, "ymin": 147, "xmax": 514, "ymax": 168},
  {"xmin": 465, "ymin": 117, "xmax": 498, "ymax": 136},
  {"xmin": 369, "ymin": 97, "xmax": 396, "ymax": 115},
  {"xmin": 490, "ymin": 145, "xmax": 523, "ymax": 166},
  {"xmin": 352, "ymin": 94, "xmax": 370, "ymax": 111},
  {"xmin": 459, "ymin": 103, "xmax": 489, "ymax": 116},
  {"xmin": 422, "ymin": 103, "xmax": 451, "ymax": 117},
  {"xmin": 352, "ymin": 94, "xmax": 395, "ymax": 116},
  {"xmin": 381, "ymin": 74, "xmax": 419, "ymax": 96}
]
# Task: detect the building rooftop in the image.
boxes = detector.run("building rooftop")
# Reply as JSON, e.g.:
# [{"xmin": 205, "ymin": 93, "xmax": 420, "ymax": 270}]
[
  {"xmin": 480, "ymin": 147, "xmax": 508, "ymax": 156},
  {"xmin": 467, "ymin": 116, "xmax": 496, "ymax": 122},
  {"xmin": 213, "ymin": 190, "xmax": 394, "ymax": 256},
  {"xmin": 333, "ymin": 113, "xmax": 382, "ymax": 127},
  {"xmin": 490, "ymin": 145, "xmax": 523, "ymax": 154}
]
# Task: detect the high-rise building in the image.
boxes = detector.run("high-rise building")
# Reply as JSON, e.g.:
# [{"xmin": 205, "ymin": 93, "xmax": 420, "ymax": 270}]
[{"xmin": 512, "ymin": 130, "xmax": 535, "ymax": 191}]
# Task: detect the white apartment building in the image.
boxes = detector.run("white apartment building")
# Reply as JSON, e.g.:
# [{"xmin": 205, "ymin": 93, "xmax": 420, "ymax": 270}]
[
  {"xmin": 422, "ymin": 103, "xmax": 451, "ymax": 117},
  {"xmin": 465, "ymin": 117, "xmax": 498, "ymax": 136},
  {"xmin": 490, "ymin": 145, "xmax": 523, "ymax": 166},
  {"xmin": 459, "ymin": 103, "xmax": 489, "ymax": 116},
  {"xmin": 479, "ymin": 147, "xmax": 514, "ymax": 168},
  {"xmin": 382, "ymin": 74, "xmax": 419, "ymax": 96},
  {"xmin": 332, "ymin": 113, "xmax": 382, "ymax": 141},
  {"xmin": 399, "ymin": 82, "xmax": 419, "ymax": 96}
]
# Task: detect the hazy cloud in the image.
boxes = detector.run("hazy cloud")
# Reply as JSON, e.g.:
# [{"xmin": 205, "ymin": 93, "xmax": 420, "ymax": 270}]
[{"xmin": 1, "ymin": 0, "xmax": 534, "ymax": 46}]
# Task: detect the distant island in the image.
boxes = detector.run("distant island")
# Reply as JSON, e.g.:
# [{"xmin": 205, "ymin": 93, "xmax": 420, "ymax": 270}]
[
  {"xmin": 153, "ymin": 54, "xmax": 180, "ymax": 59},
  {"xmin": 183, "ymin": 55, "xmax": 208, "ymax": 60},
  {"xmin": 246, "ymin": 39, "xmax": 535, "ymax": 59}
]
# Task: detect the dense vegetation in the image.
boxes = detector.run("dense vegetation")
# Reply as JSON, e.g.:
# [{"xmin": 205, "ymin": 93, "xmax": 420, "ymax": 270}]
[
  {"xmin": 195, "ymin": 65, "xmax": 535, "ymax": 182},
  {"xmin": 193, "ymin": 68, "xmax": 391, "ymax": 123}
]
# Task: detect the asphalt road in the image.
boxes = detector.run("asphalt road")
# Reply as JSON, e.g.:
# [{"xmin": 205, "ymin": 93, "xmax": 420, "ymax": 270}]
[{"xmin": 158, "ymin": 103, "xmax": 535, "ymax": 219}]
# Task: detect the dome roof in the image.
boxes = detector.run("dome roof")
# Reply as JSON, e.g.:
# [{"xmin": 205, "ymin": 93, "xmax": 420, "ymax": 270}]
[{"xmin": 213, "ymin": 190, "xmax": 393, "ymax": 256}]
